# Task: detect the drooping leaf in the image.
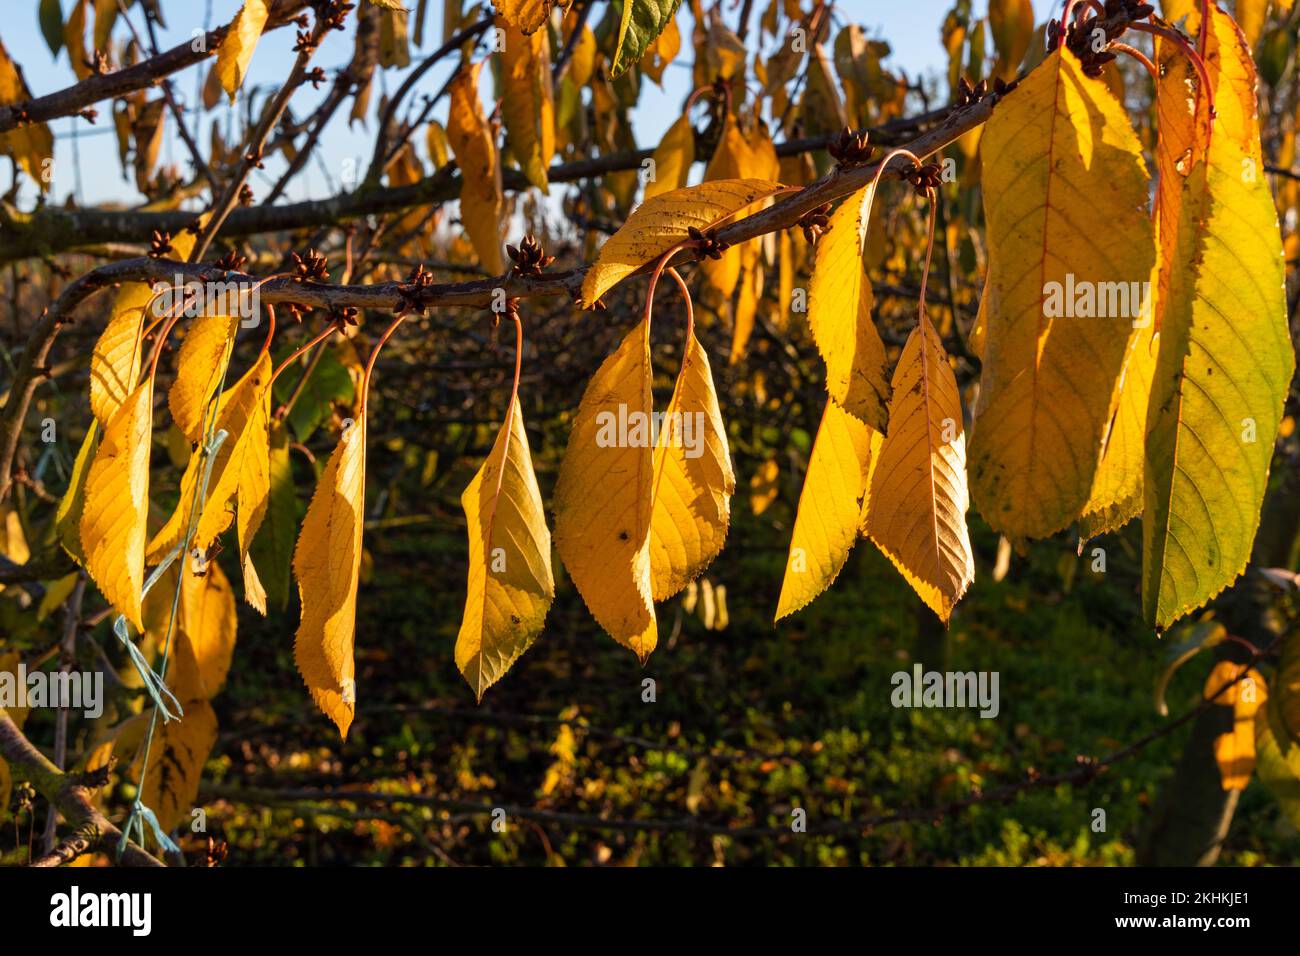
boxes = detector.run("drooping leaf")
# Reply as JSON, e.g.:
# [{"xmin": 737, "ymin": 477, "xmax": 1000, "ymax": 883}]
[
  {"xmin": 581, "ymin": 178, "xmax": 785, "ymax": 307},
  {"xmin": 55, "ymin": 422, "xmax": 99, "ymax": 564},
  {"xmin": 272, "ymin": 345, "xmax": 355, "ymax": 443},
  {"xmin": 177, "ymin": 560, "xmax": 238, "ymax": 700},
  {"xmin": 644, "ymin": 113, "xmax": 695, "ymax": 202},
  {"xmin": 865, "ymin": 315, "xmax": 974, "ymax": 624},
  {"xmin": 647, "ymin": 332, "xmax": 735, "ymax": 601},
  {"xmin": 129, "ymin": 697, "xmax": 218, "ymax": 833},
  {"xmin": 215, "ymin": 0, "xmax": 270, "ymax": 102},
  {"xmin": 1143, "ymin": 8, "xmax": 1293, "ymax": 628},
  {"xmin": 455, "ymin": 397, "xmax": 554, "ymax": 699},
  {"xmin": 775, "ymin": 398, "xmax": 879, "ymax": 621},
  {"xmin": 39, "ymin": 0, "xmax": 65, "ymax": 57},
  {"xmin": 969, "ymin": 48, "xmax": 1156, "ymax": 541},
  {"xmin": 553, "ymin": 317, "xmax": 656, "ymax": 658},
  {"xmin": 446, "ymin": 61, "xmax": 505, "ymax": 275},
  {"xmin": 169, "ymin": 312, "xmax": 240, "ymax": 443},
  {"xmin": 0, "ymin": 40, "xmax": 54, "ymax": 190},
  {"xmin": 293, "ymin": 413, "xmax": 367, "ymax": 739},
  {"xmin": 1204, "ymin": 661, "xmax": 1267, "ymax": 791},
  {"xmin": 611, "ymin": 0, "xmax": 682, "ymax": 78},
  {"xmin": 498, "ymin": 16, "xmax": 555, "ymax": 191},
  {"xmin": 80, "ymin": 381, "xmax": 154, "ymax": 632},
  {"xmin": 237, "ymin": 357, "xmax": 273, "ymax": 615},
  {"xmin": 250, "ymin": 421, "xmax": 297, "ymax": 612},
  {"xmin": 90, "ymin": 227, "xmax": 199, "ymax": 428},
  {"xmin": 700, "ymin": 115, "xmax": 779, "ymax": 301},
  {"xmin": 807, "ymin": 186, "xmax": 891, "ymax": 431}
]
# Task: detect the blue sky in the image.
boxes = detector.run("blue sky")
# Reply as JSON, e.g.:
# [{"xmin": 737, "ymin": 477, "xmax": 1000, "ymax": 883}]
[{"xmin": 5, "ymin": 0, "xmax": 1057, "ymax": 206}]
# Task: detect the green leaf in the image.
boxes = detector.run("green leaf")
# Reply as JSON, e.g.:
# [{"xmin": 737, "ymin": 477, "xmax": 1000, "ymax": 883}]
[
  {"xmin": 39, "ymin": 0, "xmax": 64, "ymax": 57},
  {"xmin": 610, "ymin": 0, "xmax": 681, "ymax": 78},
  {"xmin": 272, "ymin": 346, "xmax": 356, "ymax": 443},
  {"xmin": 1255, "ymin": 696, "xmax": 1300, "ymax": 828}
]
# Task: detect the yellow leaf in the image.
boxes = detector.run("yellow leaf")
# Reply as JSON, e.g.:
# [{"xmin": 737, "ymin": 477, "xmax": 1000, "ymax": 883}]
[
  {"xmin": 237, "ymin": 359, "xmax": 273, "ymax": 616},
  {"xmin": 168, "ymin": 312, "xmax": 240, "ymax": 443},
  {"xmin": 64, "ymin": 0, "xmax": 90, "ymax": 81},
  {"xmin": 865, "ymin": 316, "xmax": 974, "ymax": 624},
  {"xmin": 130, "ymin": 698, "xmax": 218, "ymax": 832},
  {"xmin": 446, "ymin": 61, "xmax": 505, "ymax": 275},
  {"xmin": 0, "ymin": 502, "xmax": 30, "ymax": 576},
  {"xmin": 807, "ymin": 186, "xmax": 891, "ymax": 430},
  {"xmin": 642, "ymin": 11, "xmax": 680, "ymax": 84},
  {"xmin": 1205, "ymin": 661, "xmax": 1267, "ymax": 791},
  {"xmin": 969, "ymin": 48, "xmax": 1156, "ymax": 539},
  {"xmin": 455, "ymin": 397, "xmax": 554, "ymax": 699},
  {"xmin": 80, "ymin": 381, "xmax": 154, "ymax": 631},
  {"xmin": 644, "ymin": 113, "xmax": 695, "ymax": 202},
  {"xmin": 1143, "ymin": 8, "xmax": 1293, "ymax": 628},
  {"xmin": 749, "ymin": 458, "xmax": 779, "ymax": 516},
  {"xmin": 730, "ymin": 259, "xmax": 762, "ymax": 363},
  {"xmin": 293, "ymin": 413, "xmax": 367, "ymax": 738},
  {"xmin": 493, "ymin": 0, "xmax": 555, "ymax": 34},
  {"xmin": 179, "ymin": 561, "xmax": 238, "ymax": 700},
  {"xmin": 215, "ymin": 0, "xmax": 270, "ymax": 102},
  {"xmin": 581, "ymin": 178, "xmax": 784, "ymax": 307},
  {"xmin": 553, "ymin": 317, "xmax": 656, "ymax": 658},
  {"xmin": 498, "ymin": 17, "xmax": 555, "ymax": 191},
  {"xmin": 90, "ymin": 227, "xmax": 199, "ymax": 428},
  {"xmin": 1235, "ymin": 0, "xmax": 1267, "ymax": 47},
  {"xmin": 701, "ymin": 116, "xmax": 779, "ymax": 298},
  {"xmin": 988, "ymin": 0, "xmax": 1034, "ymax": 82},
  {"xmin": 647, "ymin": 332, "xmax": 735, "ymax": 601},
  {"xmin": 775, "ymin": 398, "xmax": 879, "ymax": 621},
  {"xmin": 0, "ymin": 40, "xmax": 53, "ymax": 191},
  {"xmin": 0, "ymin": 652, "xmax": 27, "ymax": 826},
  {"xmin": 147, "ymin": 354, "xmax": 272, "ymax": 563}
]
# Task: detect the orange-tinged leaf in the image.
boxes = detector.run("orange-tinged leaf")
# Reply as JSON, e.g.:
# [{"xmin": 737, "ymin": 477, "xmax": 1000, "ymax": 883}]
[
  {"xmin": 179, "ymin": 561, "xmax": 238, "ymax": 700},
  {"xmin": 644, "ymin": 113, "xmax": 695, "ymax": 202},
  {"xmin": 0, "ymin": 40, "xmax": 53, "ymax": 190},
  {"xmin": 553, "ymin": 317, "xmax": 656, "ymax": 658},
  {"xmin": 807, "ymin": 185, "xmax": 890, "ymax": 430},
  {"xmin": 455, "ymin": 397, "xmax": 554, "ymax": 699},
  {"xmin": 493, "ymin": 0, "xmax": 555, "ymax": 34},
  {"xmin": 970, "ymin": 48, "xmax": 1156, "ymax": 539},
  {"xmin": 776, "ymin": 398, "xmax": 879, "ymax": 621},
  {"xmin": 865, "ymin": 316, "xmax": 974, "ymax": 624},
  {"xmin": 647, "ymin": 332, "xmax": 735, "ymax": 601},
  {"xmin": 447, "ymin": 61, "xmax": 505, "ymax": 275},
  {"xmin": 581, "ymin": 178, "xmax": 784, "ymax": 307},
  {"xmin": 498, "ymin": 17, "xmax": 555, "ymax": 191},
  {"xmin": 1205, "ymin": 661, "xmax": 1267, "ymax": 791},
  {"xmin": 293, "ymin": 414, "xmax": 367, "ymax": 738},
  {"xmin": 80, "ymin": 381, "xmax": 153, "ymax": 631}
]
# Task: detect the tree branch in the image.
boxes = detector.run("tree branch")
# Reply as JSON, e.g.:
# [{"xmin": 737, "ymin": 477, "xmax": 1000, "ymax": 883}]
[{"xmin": 0, "ymin": 0, "xmax": 310, "ymax": 135}]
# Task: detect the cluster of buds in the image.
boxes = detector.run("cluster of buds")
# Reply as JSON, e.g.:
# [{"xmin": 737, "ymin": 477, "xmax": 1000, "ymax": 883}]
[
  {"xmin": 957, "ymin": 75, "xmax": 1019, "ymax": 107},
  {"xmin": 1049, "ymin": 0, "xmax": 1154, "ymax": 77},
  {"xmin": 796, "ymin": 202, "xmax": 832, "ymax": 246},
  {"xmin": 828, "ymin": 127, "xmax": 875, "ymax": 166},
  {"xmin": 507, "ymin": 234, "xmax": 555, "ymax": 277},
  {"xmin": 238, "ymin": 183, "xmax": 255, "ymax": 206},
  {"xmin": 147, "ymin": 229, "xmax": 173, "ymax": 259},
  {"xmin": 79, "ymin": 107, "xmax": 98, "ymax": 124},
  {"xmin": 902, "ymin": 161, "xmax": 944, "ymax": 196},
  {"xmin": 330, "ymin": 305, "xmax": 360, "ymax": 327},
  {"xmin": 292, "ymin": 248, "xmax": 330, "ymax": 283},
  {"xmin": 306, "ymin": 66, "xmax": 328, "ymax": 90},
  {"xmin": 394, "ymin": 262, "xmax": 436, "ymax": 317},
  {"xmin": 85, "ymin": 50, "xmax": 110, "ymax": 76},
  {"xmin": 213, "ymin": 249, "xmax": 248, "ymax": 273},
  {"xmin": 687, "ymin": 226, "xmax": 729, "ymax": 260}
]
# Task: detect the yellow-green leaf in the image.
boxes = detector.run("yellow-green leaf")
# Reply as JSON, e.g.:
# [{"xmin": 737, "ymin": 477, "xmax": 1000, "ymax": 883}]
[
  {"xmin": 865, "ymin": 315, "xmax": 974, "ymax": 624},
  {"xmin": 643, "ymin": 113, "xmax": 695, "ymax": 202},
  {"xmin": 169, "ymin": 312, "xmax": 240, "ymax": 443},
  {"xmin": 611, "ymin": 0, "xmax": 682, "ymax": 78},
  {"xmin": 1143, "ymin": 8, "xmax": 1293, "ymax": 628},
  {"xmin": 807, "ymin": 186, "xmax": 890, "ymax": 431},
  {"xmin": 455, "ymin": 397, "xmax": 554, "ymax": 699},
  {"xmin": 970, "ymin": 48, "xmax": 1156, "ymax": 539}
]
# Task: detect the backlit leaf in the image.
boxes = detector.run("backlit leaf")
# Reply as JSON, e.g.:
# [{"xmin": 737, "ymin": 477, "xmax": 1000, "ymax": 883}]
[
  {"xmin": 215, "ymin": 0, "xmax": 270, "ymax": 102},
  {"xmin": 498, "ymin": 16, "xmax": 555, "ymax": 191},
  {"xmin": 446, "ymin": 61, "xmax": 505, "ymax": 275}
]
